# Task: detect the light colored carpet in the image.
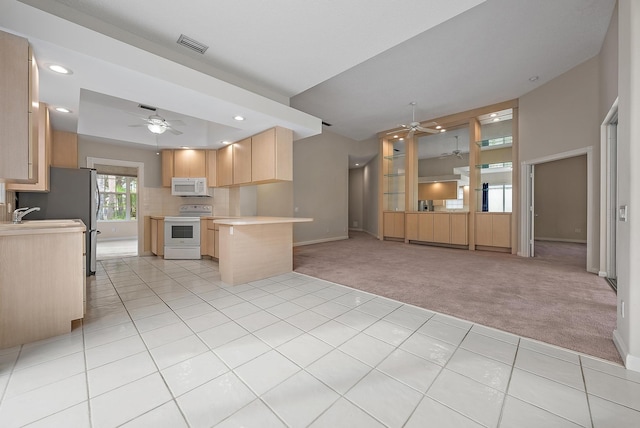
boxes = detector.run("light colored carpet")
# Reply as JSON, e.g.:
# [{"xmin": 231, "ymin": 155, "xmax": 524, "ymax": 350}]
[{"xmin": 294, "ymin": 232, "xmax": 620, "ymax": 364}]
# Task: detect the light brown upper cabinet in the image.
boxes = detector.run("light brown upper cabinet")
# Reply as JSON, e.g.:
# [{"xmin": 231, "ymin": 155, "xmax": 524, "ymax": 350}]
[
  {"xmin": 233, "ymin": 138, "xmax": 252, "ymax": 185},
  {"xmin": 217, "ymin": 145, "xmax": 233, "ymax": 187},
  {"xmin": 206, "ymin": 150, "xmax": 217, "ymax": 187},
  {"xmin": 8, "ymin": 103, "xmax": 51, "ymax": 192},
  {"xmin": 0, "ymin": 31, "xmax": 38, "ymax": 182},
  {"xmin": 251, "ymin": 126, "xmax": 293, "ymax": 184},
  {"xmin": 161, "ymin": 150, "xmax": 173, "ymax": 187},
  {"xmin": 173, "ymin": 149, "xmax": 206, "ymax": 178},
  {"xmin": 418, "ymin": 182, "xmax": 457, "ymax": 200},
  {"xmin": 51, "ymin": 130, "xmax": 78, "ymax": 169}
]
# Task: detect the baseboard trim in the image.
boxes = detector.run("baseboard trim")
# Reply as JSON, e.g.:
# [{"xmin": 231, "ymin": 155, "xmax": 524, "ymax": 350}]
[
  {"xmin": 613, "ymin": 329, "xmax": 640, "ymax": 372},
  {"xmin": 294, "ymin": 236, "xmax": 349, "ymax": 247},
  {"xmin": 598, "ymin": 271, "xmax": 608, "ymax": 277},
  {"xmin": 535, "ymin": 237, "xmax": 587, "ymax": 244},
  {"xmin": 349, "ymin": 228, "xmax": 364, "ymax": 232},
  {"xmin": 362, "ymin": 229, "xmax": 379, "ymax": 239}
]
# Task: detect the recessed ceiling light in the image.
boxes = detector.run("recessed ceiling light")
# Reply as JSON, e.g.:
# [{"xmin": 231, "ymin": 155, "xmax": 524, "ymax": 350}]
[
  {"xmin": 490, "ymin": 113, "xmax": 497, "ymax": 118},
  {"xmin": 393, "ymin": 135, "xmax": 399, "ymax": 139},
  {"xmin": 222, "ymin": 141, "xmax": 231, "ymax": 145},
  {"xmin": 233, "ymin": 115, "xmax": 245, "ymax": 121},
  {"xmin": 529, "ymin": 75, "xmax": 539, "ymax": 82},
  {"xmin": 355, "ymin": 163, "xmax": 360, "ymax": 166},
  {"xmin": 435, "ymin": 125, "xmax": 442, "ymax": 129},
  {"xmin": 440, "ymin": 129, "xmax": 446, "ymax": 133},
  {"xmin": 55, "ymin": 107, "xmax": 71, "ymax": 113},
  {"xmin": 493, "ymin": 118, "xmax": 500, "ymax": 122},
  {"xmin": 181, "ymin": 146, "xmax": 189, "ymax": 149},
  {"xmin": 399, "ymin": 138, "xmax": 404, "ymax": 141},
  {"xmin": 48, "ymin": 64, "xmax": 72, "ymax": 74}
]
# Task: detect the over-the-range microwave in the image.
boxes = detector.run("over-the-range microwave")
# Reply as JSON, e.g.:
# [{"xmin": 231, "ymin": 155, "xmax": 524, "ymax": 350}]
[{"xmin": 171, "ymin": 177, "xmax": 209, "ymax": 197}]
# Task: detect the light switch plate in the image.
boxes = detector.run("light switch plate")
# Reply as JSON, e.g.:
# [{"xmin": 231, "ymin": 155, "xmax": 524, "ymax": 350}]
[{"xmin": 619, "ymin": 205, "xmax": 628, "ymax": 222}]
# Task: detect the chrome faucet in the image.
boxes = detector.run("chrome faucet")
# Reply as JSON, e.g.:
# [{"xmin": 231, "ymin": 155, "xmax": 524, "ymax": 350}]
[{"xmin": 12, "ymin": 207, "xmax": 40, "ymax": 224}]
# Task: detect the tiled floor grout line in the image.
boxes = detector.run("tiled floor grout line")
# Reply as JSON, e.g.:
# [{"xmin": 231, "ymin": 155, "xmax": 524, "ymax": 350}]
[
  {"xmin": 580, "ymin": 355, "xmax": 596, "ymax": 428},
  {"xmin": 4, "ymin": 255, "xmax": 635, "ymax": 426}
]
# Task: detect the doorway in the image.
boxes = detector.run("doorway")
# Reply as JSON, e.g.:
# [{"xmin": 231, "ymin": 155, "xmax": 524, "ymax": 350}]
[
  {"xmin": 533, "ymin": 155, "xmax": 588, "ymax": 268},
  {"xmin": 520, "ymin": 147, "xmax": 594, "ymax": 272},
  {"xmin": 87, "ymin": 157, "xmax": 144, "ymax": 260}
]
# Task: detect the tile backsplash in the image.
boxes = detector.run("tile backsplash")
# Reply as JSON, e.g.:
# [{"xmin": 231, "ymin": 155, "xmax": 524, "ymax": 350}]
[{"xmin": 141, "ymin": 186, "xmax": 230, "ymax": 217}]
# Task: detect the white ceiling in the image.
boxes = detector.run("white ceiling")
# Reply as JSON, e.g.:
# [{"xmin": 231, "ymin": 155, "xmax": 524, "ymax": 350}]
[{"xmin": 0, "ymin": 0, "xmax": 616, "ymax": 151}]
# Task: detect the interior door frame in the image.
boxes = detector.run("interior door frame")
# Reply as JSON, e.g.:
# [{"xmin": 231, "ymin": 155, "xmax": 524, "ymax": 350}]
[
  {"xmin": 87, "ymin": 157, "xmax": 145, "ymax": 256},
  {"xmin": 599, "ymin": 98, "xmax": 619, "ymax": 279},
  {"xmin": 519, "ymin": 147, "xmax": 594, "ymax": 272}
]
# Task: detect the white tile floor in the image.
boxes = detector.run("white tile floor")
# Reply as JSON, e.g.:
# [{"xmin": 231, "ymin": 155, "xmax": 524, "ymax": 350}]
[{"xmin": 1, "ymin": 256, "xmax": 639, "ymax": 427}]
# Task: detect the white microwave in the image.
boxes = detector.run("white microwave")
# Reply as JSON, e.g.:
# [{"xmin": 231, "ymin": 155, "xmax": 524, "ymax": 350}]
[{"xmin": 171, "ymin": 177, "xmax": 209, "ymax": 196}]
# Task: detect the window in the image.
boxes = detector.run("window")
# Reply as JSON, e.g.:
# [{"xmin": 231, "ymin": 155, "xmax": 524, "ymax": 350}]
[
  {"xmin": 445, "ymin": 186, "xmax": 465, "ymax": 210},
  {"xmin": 487, "ymin": 184, "xmax": 512, "ymax": 213},
  {"xmin": 97, "ymin": 174, "xmax": 137, "ymax": 220}
]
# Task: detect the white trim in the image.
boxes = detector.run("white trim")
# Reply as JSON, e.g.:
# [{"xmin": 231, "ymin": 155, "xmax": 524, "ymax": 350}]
[
  {"xmin": 535, "ymin": 237, "xmax": 587, "ymax": 244},
  {"xmin": 349, "ymin": 228, "xmax": 364, "ymax": 232},
  {"xmin": 519, "ymin": 147, "xmax": 594, "ymax": 272},
  {"xmin": 294, "ymin": 235, "xmax": 349, "ymax": 247},
  {"xmin": 600, "ymin": 98, "xmax": 619, "ymax": 280},
  {"xmin": 613, "ymin": 329, "xmax": 640, "ymax": 372}
]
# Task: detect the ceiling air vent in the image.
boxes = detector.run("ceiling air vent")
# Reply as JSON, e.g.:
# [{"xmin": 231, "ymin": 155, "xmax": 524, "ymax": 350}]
[
  {"xmin": 177, "ymin": 34, "xmax": 209, "ymax": 54},
  {"xmin": 138, "ymin": 104, "xmax": 157, "ymax": 112}
]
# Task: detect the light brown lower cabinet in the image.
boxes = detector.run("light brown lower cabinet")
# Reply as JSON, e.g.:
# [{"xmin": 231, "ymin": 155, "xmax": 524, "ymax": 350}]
[
  {"xmin": 433, "ymin": 213, "xmax": 450, "ymax": 244},
  {"xmin": 475, "ymin": 212, "xmax": 511, "ymax": 248},
  {"xmin": 206, "ymin": 220, "xmax": 220, "ymax": 258},
  {"xmin": 383, "ymin": 211, "xmax": 405, "ymax": 239},
  {"xmin": 200, "ymin": 219, "xmax": 208, "ymax": 256},
  {"xmin": 405, "ymin": 212, "xmax": 468, "ymax": 246},
  {"xmin": 450, "ymin": 213, "xmax": 468, "ymax": 245},
  {"xmin": 150, "ymin": 218, "xmax": 164, "ymax": 256}
]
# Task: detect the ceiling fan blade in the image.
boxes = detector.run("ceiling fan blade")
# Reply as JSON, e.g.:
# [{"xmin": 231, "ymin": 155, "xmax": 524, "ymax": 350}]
[
  {"xmin": 421, "ymin": 121, "xmax": 438, "ymax": 127},
  {"xmin": 386, "ymin": 125, "xmax": 409, "ymax": 135},
  {"xmin": 128, "ymin": 124, "xmax": 146, "ymax": 128},
  {"xmin": 167, "ymin": 128, "xmax": 183, "ymax": 136},
  {"xmin": 407, "ymin": 129, "xmax": 415, "ymax": 138},
  {"xmin": 166, "ymin": 119, "xmax": 186, "ymax": 127},
  {"xmin": 416, "ymin": 126, "xmax": 440, "ymax": 134}
]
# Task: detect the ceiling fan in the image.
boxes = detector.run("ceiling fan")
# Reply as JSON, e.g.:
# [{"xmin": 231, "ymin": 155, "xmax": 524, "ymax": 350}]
[
  {"xmin": 387, "ymin": 102, "xmax": 443, "ymax": 138},
  {"xmin": 129, "ymin": 113, "xmax": 185, "ymax": 135},
  {"xmin": 440, "ymin": 135, "xmax": 464, "ymax": 159}
]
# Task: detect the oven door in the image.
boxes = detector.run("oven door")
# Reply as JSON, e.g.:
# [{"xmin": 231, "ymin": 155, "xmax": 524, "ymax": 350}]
[{"xmin": 164, "ymin": 217, "xmax": 201, "ymax": 247}]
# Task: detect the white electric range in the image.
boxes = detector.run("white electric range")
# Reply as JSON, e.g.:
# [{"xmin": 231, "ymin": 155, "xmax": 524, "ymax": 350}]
[{"xmin": 163, "ymin": 204, "xmax": 212, "ymax": 260}]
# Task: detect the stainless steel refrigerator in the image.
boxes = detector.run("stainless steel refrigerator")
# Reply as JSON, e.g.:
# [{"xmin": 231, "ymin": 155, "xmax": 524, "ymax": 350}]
[{"xmin": 18, "ymin": 167, "xmax": 98, "ymax": 275}]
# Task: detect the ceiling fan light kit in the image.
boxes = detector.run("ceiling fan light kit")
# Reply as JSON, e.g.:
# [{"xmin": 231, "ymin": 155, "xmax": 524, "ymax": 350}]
[
  {"xmin": 388, "ymin": 102, "xmax": 444, "ymax": 138},
  {"xmin": 147, "ymin": 123, "xmax": 167, "ymax": 134}
]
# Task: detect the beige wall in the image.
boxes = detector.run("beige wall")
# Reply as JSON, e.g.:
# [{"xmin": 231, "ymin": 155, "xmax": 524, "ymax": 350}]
[
  {"xmin": 293, "ymin": 130, "xmax": 377, "ymax": 245},
  {"xmin": 256, "ymin": 181, "xmax": 293, "ymax": 217},
  {"xmin": 615, "ymin": 0, "xmax": 640, "ymax": 370},
  {"xmin": 77, "ymin": 135, "xmax": 163, "ymax": 187},
  {"xmin": 519, "ymin": 55, "xmax": 600, "ymax": 270},
  {"xmin": 534, "ymin": 155, "xmax": 587, "ymax": 242},
  {"xmin": 349, "ymin": 168, "xmax": 364, "ymax": 230}
]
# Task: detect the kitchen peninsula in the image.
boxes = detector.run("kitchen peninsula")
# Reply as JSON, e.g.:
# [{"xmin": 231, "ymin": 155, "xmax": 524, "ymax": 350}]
[
  {"xmin": 214, "ymin": 217, "xmax": 312, "ymax": 285},
  {"xmin": 0, "ymin": 219, "xmax": 85, "ymax": 349}
]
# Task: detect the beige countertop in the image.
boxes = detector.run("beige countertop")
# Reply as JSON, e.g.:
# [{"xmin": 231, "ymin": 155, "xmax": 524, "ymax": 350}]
[
  {"xmin": 0, "ymin": 219, "xmax": 86, "ymax": 236},
  {"xmin": 213, "ymin": 217, "xmax": 313, "ymax": 226}
]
